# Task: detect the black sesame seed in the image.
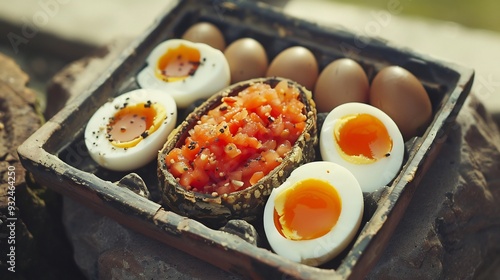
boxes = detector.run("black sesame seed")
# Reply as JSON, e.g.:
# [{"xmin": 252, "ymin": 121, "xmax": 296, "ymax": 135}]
[{"xmin": 188, "ymin": 141, "xmax": 197, "ymax": 150}]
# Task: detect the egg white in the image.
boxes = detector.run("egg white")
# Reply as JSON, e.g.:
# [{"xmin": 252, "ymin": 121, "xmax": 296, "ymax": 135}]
[
  {"xmin": 320, "ymin": 102, "xmax": 404, "ymax": 192},
  {"xmin": 84, "ymin": 89, "xmax": 177, "ymax": 171},
  {"xmin": 136, "ymin": 39, "xmax": 230, "ymax": 108},
  {"xmin": 263, "ymin": 161, "xmax": 364, "ymax": 266}
]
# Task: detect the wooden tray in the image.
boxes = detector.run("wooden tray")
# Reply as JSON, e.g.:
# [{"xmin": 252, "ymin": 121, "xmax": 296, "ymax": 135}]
[{"xmin": 18, "ymin": 0, "xmax": 474, "ymax": 278}]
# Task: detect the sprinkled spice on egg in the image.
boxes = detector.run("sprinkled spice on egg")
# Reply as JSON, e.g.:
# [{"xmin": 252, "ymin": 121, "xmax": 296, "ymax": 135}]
[
  {"xmin": 84, "ymin": 89, "xmax": 177, "ymax": 171},
  {"xmin": 137, "ymin": 39, "xmax": 230, "ymax": 108}
]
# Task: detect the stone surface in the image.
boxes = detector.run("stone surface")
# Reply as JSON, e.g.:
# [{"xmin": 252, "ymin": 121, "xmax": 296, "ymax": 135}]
[
  {"xmin": 0, "ymin": 53, "xmax": 83, "ymax": 279},
  {"xmin": 367, "ymin": 95, "xmax": 500, "ymax": 279},
  {"xmin": 62, "ymin": 197, "xmax": 240, "ymax": 280}
]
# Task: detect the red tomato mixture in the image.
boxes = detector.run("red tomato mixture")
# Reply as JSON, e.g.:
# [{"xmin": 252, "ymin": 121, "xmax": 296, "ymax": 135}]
[{"xmin": 165, "ymin": 81, "xmax": 307, "ymax": 195}]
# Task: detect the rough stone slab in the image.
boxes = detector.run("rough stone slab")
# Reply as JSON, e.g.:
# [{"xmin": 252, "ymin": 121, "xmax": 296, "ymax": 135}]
[
  {"xmin": 367, "ymin": 95, "xmax": 500, "ymax": 279},
  {"xmin": 0, "ymin": 53, "xmax": 83, "ymax": 279},
  {"xmin": 0, "ymin": 52, "xmax": 40, "ymax": 207},
  {"xmin": 63, "ymin": 197, "xmax": 240, "ymax": 280}
]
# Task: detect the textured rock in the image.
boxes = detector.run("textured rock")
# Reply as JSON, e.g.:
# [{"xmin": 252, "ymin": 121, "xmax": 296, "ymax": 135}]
[
  {"xmin": 0, "ymin": 53, "xmax": 83, "ymax": 280},
  {"xmin": 62, "ymin": 197, "xmax": 240, "ymax": 280},
  {"xmin": 367, "ymin": 95, "xmax": 500, "ymax": 279}
]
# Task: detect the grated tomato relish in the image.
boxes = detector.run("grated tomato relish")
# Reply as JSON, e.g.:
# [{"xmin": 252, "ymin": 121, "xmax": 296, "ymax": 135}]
[{"xmin": 166, "ymin": 81, "xmax": 307, "ymax": 195}]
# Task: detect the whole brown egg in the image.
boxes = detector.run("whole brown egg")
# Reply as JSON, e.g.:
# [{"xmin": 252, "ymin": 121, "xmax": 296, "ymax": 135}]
[
  {"xmin": 224, "ymin": 38, "xmax": 268, "ymax": 83},
  {"xmin": 369, "ymin": 66, "xmax": 432, "ymax": 140},
  {"xmin": 266, "ymin": 46, "xmax": 318, "ymax": 90},
  {"xmin": 314, "ymin": 58, "xmax": 369, "ymax": 113},
  {"xmin": 182, "ymin": 22, "xmax": 226, "ymax": 51}
]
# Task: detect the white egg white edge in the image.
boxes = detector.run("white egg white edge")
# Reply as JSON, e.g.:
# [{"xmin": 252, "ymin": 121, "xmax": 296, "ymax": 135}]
[
  {"xmin": 84, "ymin": 88, "xmax": 177, "ymax": 171},
  {"xmin": 319, "ymin": 102, "xmax": 405, "ymax": 193},
  {"xmin": 263, "ymin": 161, "xmax": 364, "ymax": 266},
  {"xmin": 136, "ymin": 39, "xmax": 230, "ymax": 108}
]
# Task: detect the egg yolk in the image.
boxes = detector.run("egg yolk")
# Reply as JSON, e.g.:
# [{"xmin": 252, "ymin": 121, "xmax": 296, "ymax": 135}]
[
  {"xmin": 107, "ymin": 102, "xmax": 166, "ymax": 148},
  {"xmin": 156, "ymin": 44, "xmax": 201, "ymax": 82},
  {"xmin": 273, "ymin": 178, "xmax": 342, "ymax": 241},
  {"xmin": 334, "ymin": 113, "xmax": 393, "ymax": 164}
]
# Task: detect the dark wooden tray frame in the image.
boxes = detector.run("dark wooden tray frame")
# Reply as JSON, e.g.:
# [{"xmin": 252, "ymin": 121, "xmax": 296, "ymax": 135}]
[{"xmin": 18, "ymin": 0, "xmax": 474, "ymax": 279}]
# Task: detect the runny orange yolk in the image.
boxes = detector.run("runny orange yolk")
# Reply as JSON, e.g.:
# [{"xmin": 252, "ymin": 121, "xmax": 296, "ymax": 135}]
[
  {"xmin": 273, "ymin": 178, "xmax": 342, "ymax": 241},
  {"xmin": 107, "ymin": 102, "xmax": 163, "ymax": 148},
  {"xmin": 334, "ymin": 113, "xmax": 393, "ymax": 164},
  {"xmin": 156, "ymin": 44, "xmax": 201, "ymax": 82}
]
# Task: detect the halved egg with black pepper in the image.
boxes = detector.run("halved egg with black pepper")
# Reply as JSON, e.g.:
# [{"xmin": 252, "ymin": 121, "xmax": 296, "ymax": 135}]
[
  {"xmin": 263, "ymin": 161, "xmax": 364, "ymax": 266},
  {"xmin": 84, "ymin": 89, "xmax": 177, "ymax": 171},
  {"xmin": 136, "ymin": 39, "xmax": 230, "ymax": 108},
  {"xmin": 319, "ymin": 102, "xmax": 404, "ymax": 192}
]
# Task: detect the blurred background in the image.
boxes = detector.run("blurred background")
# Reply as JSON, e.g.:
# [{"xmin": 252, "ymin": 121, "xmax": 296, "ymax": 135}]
[
  {"xmin": 1, "ymin": 0, "xmax": 499, "ymax": 118},
  {"xmin": 0, "ymin": 0, "xmax": 500, "ymax": 110},
  {"xmin": 331, "ymin": 0, "xmax": 500, "ymax": 33}
]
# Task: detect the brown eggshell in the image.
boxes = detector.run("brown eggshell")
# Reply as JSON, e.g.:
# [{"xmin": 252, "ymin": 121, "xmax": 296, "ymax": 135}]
[
  {"xmin": 224, "ymin": 38, "xmax": 268, "ymax": 83},
  {"xmin": 157, "ymin": 77, "xmax": 317, "ymax": 227},
  {"xmin": 266, "ymin": 46, "xmax": 318, "ymax": 90},
  {"xmin": 181, "ymin": 22, "xmax": 226, "ymax": 51},
  {"xmin": 314, "ymin": 58, "xmax": 369, "ymax": 113},
  {"xmin": 369, "ymin": 66, "xmax": 432, "ymax": 140}
]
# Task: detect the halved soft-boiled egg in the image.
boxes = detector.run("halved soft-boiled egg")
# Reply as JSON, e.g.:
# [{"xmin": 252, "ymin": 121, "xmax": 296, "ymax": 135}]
[
  {"xmin": 263, "ymin": 161, "xmax": 364, "ymax": 266},
  {"xmin": 136, "ymin": 39, "xmax": 230, "ymax": 108},
  {"xmin": 84, "ymin": 89, "xmax": 177, "ymax": 171},
  {"xmin": 320, "ymin": 102, "xmax": 404, "ymax": 192}
]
